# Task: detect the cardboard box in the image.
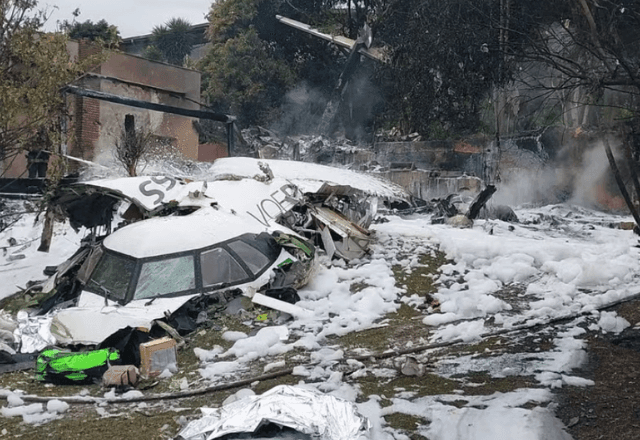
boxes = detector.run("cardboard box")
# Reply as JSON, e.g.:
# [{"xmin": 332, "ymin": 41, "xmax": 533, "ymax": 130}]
[
  {"xmin": 103, "ymin": 365, "xmax": 139, "ymax": 387},
  {"xmin": 139, "ymin": 337, "xmax": 177, "ymax": 377}
]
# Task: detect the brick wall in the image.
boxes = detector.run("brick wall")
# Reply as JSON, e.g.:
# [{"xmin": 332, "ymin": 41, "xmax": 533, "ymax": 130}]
[
  {"xmin": 68, "ymin": 40, "xmax": 102, "ymax": 167},
  {"xmin": 78, "ymin": 40, "xmax": 102, "ymax": 61},
  {"xmin": 71, "ymin": 95, "xmax": 100, "ymax": 162}
]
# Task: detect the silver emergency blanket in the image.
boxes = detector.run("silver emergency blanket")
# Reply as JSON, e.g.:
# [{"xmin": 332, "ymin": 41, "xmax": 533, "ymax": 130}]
[
  {"xmin": 14, "ymin": 311, "xmax": 56, "ymax": 353},
  {"xmin": 176, "ymin": 385, "xmax": 371, "ymax": 440}
]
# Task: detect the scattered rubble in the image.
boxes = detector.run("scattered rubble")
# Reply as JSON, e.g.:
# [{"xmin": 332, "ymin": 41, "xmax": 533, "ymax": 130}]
[{"xmin": 1, "ymin": 158, "xmax": 420, "ymax": 395}]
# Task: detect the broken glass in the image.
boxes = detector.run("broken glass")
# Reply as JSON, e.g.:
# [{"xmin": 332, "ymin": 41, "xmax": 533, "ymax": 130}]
[
  {"xmin": 87, "ymin": 253, "xmax": 135, "ymax": 301},
  {"xmin": 134, "ymin": 255, "xmax": 195, "ymax": 300}
]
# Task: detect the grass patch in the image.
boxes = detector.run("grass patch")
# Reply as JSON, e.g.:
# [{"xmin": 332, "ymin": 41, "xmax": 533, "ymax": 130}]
[
  {"xmin": 460, "ymin": 371, "xmax": 538, "ymax": 395},
  {"xmin": 350, "ymin": 281, "xmax": 372, "ymax": 294},
  {"xmin": 0, "ymin": 406, "xmax": 183, "ymax": 440},
  {"xmin": 392, "ymin": 251, "xmax": 447, "ymax": 298},
  {"xmin": 357, "ymin": 373, "xmax": 458, "ymax": 401},
  {"xmin": 0, "ymin": 369, "xmax": 104, "ymax": 399},
  {"xmin": 456, "ymin": 337, "xmax": 505, "ymax": 356},
  {"xmin": 251, "ymin": 373, "xmax": 302, "ymax": 395},
  {"xmin": 334, "ymin": 309, "xmax": 429, "ymax": 355},
  {"xmin": 384, "ymin": 412, "xmax": 429, "ymax": 438}
]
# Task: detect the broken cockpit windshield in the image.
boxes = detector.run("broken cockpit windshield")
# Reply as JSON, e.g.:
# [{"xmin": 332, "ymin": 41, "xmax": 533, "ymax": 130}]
[{"xmin": 84, "ymin": 232, "xmax": 285, "ymax": 305}]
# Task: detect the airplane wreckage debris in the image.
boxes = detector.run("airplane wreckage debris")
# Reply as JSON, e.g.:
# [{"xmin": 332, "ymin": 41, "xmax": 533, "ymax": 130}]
[
  {"xmin": 2, "ymin": 158, "xmax": 422, "ymax": 371},
  {"xmin": 431, "ymin": 185, "xmax": 518, "ymax": 227},
  {"xmin": 176, "ymin": 385, "xmax": 370, "ymax": 440},
  {"xmin": 0, "ymin": 157, "xmax": 517, "ymax": 387}
]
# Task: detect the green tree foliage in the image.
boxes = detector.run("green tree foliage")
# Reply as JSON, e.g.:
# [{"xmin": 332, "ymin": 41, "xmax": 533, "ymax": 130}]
[
  {"xmin": 151, "ymin": 17, "xmax": 195, "ymax": 65},
  {"xmin": 377, "ymin": 0, "xmax": 640, "ymax": 137},
  {"xmin": 200, "ymin": 28, "xmax": 297, "ymax": 125},
  {"xmin": 142, "ymin": 44, "xmax": 164, "ymax": 62},
  {"xmin": 200, "ymin": 0, "xmax": 640, "ymax": 139},
  {"xmin": 61, "ymin": 18, "xmax": 120, "ymax": 48},
  {"xmin": 0, "ymin": 0, "xmax": 101, "ymax": 175},
  {"xmin": 202, "ymin": 0, "xmax": 370, "ymax": 128},
  {"xmin": 375, "ymin": 0, "xmax": 506, "ymax": 137}
]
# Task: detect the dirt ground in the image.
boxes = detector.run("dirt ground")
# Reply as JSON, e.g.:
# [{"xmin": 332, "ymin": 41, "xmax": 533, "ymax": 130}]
[
  {"xmin": 1, "ymin": 249, "xmax": 640, "ymax": 439},
  {"xmin": 555, "ymin": 300, "xmax": 640, "ymax": 440}
]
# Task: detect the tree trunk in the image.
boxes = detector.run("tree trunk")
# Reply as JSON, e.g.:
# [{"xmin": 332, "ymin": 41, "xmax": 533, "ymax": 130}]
[
  {"xmin": 604, "ymin": 138, "xmax": 640, "ymax": 231},
  {"xmin": 38, "ymin": 208, "xmax": 55, "ymax": 253}
]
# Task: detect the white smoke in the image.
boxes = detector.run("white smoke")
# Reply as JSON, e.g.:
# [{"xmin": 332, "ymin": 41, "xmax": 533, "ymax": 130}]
[
  {"xmin": 568, "ymin": 141, "xmax": 613, "ymax": 208},
  {"xmin": 495, "ymin": 138, "xmax": 626, "ymax": 210}
]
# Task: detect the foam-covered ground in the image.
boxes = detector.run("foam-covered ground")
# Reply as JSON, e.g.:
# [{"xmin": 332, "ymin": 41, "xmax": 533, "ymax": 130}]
[{"xmin": 2, "ymin": 196, "xmax": 637, "ymax": 439}]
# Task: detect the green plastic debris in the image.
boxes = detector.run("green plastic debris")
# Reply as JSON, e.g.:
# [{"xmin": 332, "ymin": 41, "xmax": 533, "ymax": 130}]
[
  {"xmin": 36, "ymin": 348, "xmax": 120, "ymax": 385},
  {"xmin": 277, "ymin": 258, "xmax": 293, "ymax": 268},
  {"xmin": 256, "ymin": 313, "xmax": 269, "ymax": 321}
]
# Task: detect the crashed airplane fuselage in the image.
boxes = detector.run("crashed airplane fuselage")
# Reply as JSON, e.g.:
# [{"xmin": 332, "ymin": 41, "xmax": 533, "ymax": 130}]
[
  {"xmin": 49, "ymin": 208, "xmax": 315, "ymax": 345},
  {"xmin": 17, "ymin": 158, "xmax": 413, "ymax": 350}
]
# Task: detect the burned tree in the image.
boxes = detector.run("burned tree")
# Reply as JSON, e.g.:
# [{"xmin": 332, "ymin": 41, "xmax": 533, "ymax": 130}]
[
  {"xmin": 114, "ymin": 115, "xmax": 153, "ymax": 177},
  {"xmin": 498, "ymin": 1, "xmax": 640, "ymax": 226}
]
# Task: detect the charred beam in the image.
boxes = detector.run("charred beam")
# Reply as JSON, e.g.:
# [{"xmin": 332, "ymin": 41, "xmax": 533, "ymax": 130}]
[
  {"xmin": 63, "ymin": 86, "xmax": 234, "ymax": 122},
  {"xmin": 63, "ymin": 85, "xmax": 236, "ymax": 156},
  {"xmin": 467, "ymin": 185, "xmax": 497, "ymax": 220}
]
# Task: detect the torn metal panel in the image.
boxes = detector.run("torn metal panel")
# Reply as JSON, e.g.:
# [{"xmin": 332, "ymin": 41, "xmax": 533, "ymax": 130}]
[
  {"xmin": 53, "ymin": 191, "xmax": 120, "ymax": 231},
  {"xmin": 46, "ymin": 245, "xmax": 92, "ymax": 291},
  {"xmin": 319, "ymin": 226, "xmax": 336, "ymax": 260},
  {"xmin": 268, "ymin": 234, "xmax": 318, "ymax": 291},
  {"xmin": 53, "ymin": 158, "xmax": 412, "ymax": 233},
  {"xmin": 52, "ymin": 176, "xmax": 212, "ymax": 230},
  {"xmin": 50, "ymin": 294, "xmax": 197, "ymax": 346},
  {"xmin": 252, "ymin": 293, "xmax": 313, "ymax": 319},
  {"xmin": 206, "ymin": 158, "xmax": 411, "ymax": 202},
  {"xmin": 311, "ymin": 207, "xmax": 372, "ymax": 260},
  {"xmin": 177, "ymin": 385, "xmax": 370, "ymax": 440},
  {"xmin": 313, "ymin": 183, "xmax": 380, "ymax": 228}
]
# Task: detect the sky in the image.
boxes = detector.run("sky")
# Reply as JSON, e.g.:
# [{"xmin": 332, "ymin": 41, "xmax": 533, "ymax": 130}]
[{"xmin": 40, "ymin": 0, "xmax": 213, "ymax": 38}]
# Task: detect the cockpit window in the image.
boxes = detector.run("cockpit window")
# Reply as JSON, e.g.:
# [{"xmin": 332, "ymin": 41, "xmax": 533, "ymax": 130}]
[
  {"xmin": 87, "ymin": 252, "xmax": 136, "ymax": 301},
  {"xmin": 134, "ymin": 255, "xmax": 195, "ymax": 300},
  {"xmin": 87, "ymin": 233, "xmax": 285, "ymax": 304},
  {"xmin": 200, "ymin": 247, "xmax": 248, "ymax": 287},
  {"xmin": 227, "ymin": 240, "xmax": 271, "ymax": 275}
]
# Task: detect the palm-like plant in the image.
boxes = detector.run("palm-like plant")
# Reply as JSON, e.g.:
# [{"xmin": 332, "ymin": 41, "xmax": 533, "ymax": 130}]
[{"xmin": 151, "ymin": 18, "xmax": 195, "ymax": 66}]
